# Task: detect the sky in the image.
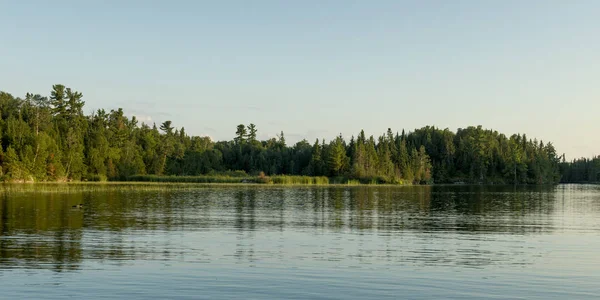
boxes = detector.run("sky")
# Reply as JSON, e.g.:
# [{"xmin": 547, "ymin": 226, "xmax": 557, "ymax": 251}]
[{"xmin": 0, "ymin": 0, "xmax": 598, "ymax": 159}]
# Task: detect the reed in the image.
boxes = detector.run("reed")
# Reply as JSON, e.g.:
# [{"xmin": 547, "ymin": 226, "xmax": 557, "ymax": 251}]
[
  {"xmin": 268, "ymin": 175, "xmax": 330, "ymax": 185},
  {"xmin": 124, "ymin": 175, "xmax": 253, "ymax": 184},
  {"xmin": 346, "ymin": 179, "xmax": 361, "ymax": 185},
  {"xmin": 0, "ymin": 182, "xmax": 214, "ymax": 194}
]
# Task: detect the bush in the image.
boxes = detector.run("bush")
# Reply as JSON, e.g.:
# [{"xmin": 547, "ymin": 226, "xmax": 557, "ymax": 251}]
[
  {"xmin": 87, "ymin": 174, "xmax": 108, "ymax": 182},
  {"xmin": 124, "ymin": 175, "xmax": 252, "ymax": 183},
  {"xmin": 269, "ymin": 175, "xmax": 329, "ymax": 185}
]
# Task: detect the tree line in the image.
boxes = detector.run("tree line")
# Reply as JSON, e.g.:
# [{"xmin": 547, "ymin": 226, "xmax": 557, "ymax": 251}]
[
  {"xmin": 559, "ymin": 156, "xmax": 600, "ymax": 183},
  {"xmin": 0, "ymin": 85, "xmax": 583, "ymax": 184}
]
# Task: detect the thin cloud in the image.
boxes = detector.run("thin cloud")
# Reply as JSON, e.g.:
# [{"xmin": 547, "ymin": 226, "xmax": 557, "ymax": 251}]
[{"xmin": 128, "ymin": 113, "xmax": 153, "ymax": 123}]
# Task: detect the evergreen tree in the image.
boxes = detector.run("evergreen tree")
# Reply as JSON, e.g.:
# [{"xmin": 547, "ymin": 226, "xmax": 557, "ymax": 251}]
[
  {"xmin": 0, "ymin": 85, "xmax": 573, "ymax": 184},
  {"xmin": 234, "ymin": 124, "xmax": 247, "ymax": 144}
]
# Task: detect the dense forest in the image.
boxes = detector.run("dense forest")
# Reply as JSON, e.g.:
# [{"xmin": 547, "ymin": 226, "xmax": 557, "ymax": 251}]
[
  {"xmin": 0, "ymin": 85, "xmax": 590, "ymax": 184},
  {"xmin": 559, "ymin": 156, "xmax": 600, "ymax": 183}
]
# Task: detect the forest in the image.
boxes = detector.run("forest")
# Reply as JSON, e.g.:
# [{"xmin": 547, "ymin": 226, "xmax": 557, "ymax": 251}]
[
  {"xmin": 0, "ymin": 85, "xmax": 591, "ymax": 184},
  {"xmin": 559, "ymin": 156, "xmax": 600, "ymax": 183}
]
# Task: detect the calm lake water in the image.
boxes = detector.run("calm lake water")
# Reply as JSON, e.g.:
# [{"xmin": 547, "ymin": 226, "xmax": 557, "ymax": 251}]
[{"xmin": 1, "ymin": 184, "xmax": 599, "ymax": 299}]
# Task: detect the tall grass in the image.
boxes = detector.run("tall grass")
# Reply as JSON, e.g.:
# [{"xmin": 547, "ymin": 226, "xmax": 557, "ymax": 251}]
[
  {"xmin": 2, "ymin": 172, "xmax": 415, "ymax": 187},
  {"xmin": 346, "ymin": 179, "xmax": 361, "ymax": 185},
  {"xmin": 124, "ymin": 175, "xmax": 254, "ymax": 184},
  {"xmin": 330, "ymin": 176, "xmax": 412, "ymax": 185},
  {"xmin": 0, "ymin": 182, "xmax": 214, "ymax": 194},
  {"xmin": 206, "ymin": 170, "xmax": 250, "ymax": 177},
  {"xmin": 268, "ymin": 175, "xmax": 329, "ymax": 185},
  {"xmin": 122, "ymin": 174, "xmax": 333, "ymax": 185}
]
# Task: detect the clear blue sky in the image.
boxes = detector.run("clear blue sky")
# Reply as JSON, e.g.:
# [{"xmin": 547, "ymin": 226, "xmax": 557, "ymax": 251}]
[{"xmin": 1, "ymin": 0, "xmax": 598, "ymax": 159}]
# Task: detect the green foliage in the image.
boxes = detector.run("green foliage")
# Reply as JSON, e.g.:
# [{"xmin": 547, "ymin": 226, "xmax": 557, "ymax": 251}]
[
  {"xmin": 326, "ymin": 135, "xmax": 348, "ymax": 176},
  {"xmin": 269, "ymin": 175, "xmax": 329, "ymax": 185},
  {"xmin": 560, "ymin": 156, "xmax": 600, "ymax": 183},
  {"xmin": 124, "ymin": 175, "xmax": 252, "ymax": 184},
  {"xmin": 346, "ymin": 179, "xmax": 360, "ymax": 185},
  {"xmin": 247, "ymin": 123, "xmax": 258, "ymax": 143},
  {"xmin": 234, "ymin": 124, "xmax": 247, "ymax": 144},
  {"xmin": 86, "ymin": 174, "xmax": 108, "ymax": 182},
  {"xmin": 0, "ymin": 86, "xmax": 568, "ymax": 185}
]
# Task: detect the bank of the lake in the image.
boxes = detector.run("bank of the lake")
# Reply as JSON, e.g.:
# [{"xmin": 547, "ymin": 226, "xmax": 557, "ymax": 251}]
[{"xmin": 121, "ymin": 174, "xmax": 415, "ymax": 185}]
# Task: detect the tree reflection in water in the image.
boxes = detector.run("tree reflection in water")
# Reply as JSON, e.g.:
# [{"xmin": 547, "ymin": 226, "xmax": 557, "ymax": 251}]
[{"xmin": 0, "ymin": 184, "xmax": 573, "ymax": 272}]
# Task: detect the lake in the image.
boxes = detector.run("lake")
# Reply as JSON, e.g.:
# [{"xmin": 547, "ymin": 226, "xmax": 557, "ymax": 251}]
[{"xmin": 1, "ymin": 184, "xmax": 599, "ymax": 299}]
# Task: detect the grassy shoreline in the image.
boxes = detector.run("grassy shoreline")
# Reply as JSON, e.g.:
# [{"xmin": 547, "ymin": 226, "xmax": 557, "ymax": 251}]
[
  {"xmin": 0, "ymin": 180, "xmax": 419, "ymax": 194},
  {"xmin": 0, "ymin": 181, "xmax": 566, "ymax": 195},
  {"xmin": 120, "ymin": 174, "xmax": 404, "ymax": 185},
  {"xmin": 1, "ymin": 174, "xmax": 414, "ymax": 187},
  {"xmin": 4, "ymin": 175, "xmax": 575, "ymax": 187}
]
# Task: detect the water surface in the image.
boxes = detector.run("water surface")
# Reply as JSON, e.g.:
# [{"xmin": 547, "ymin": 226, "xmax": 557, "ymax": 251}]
[{"xmin": 1, "ymin": 184, "xmax": 599, "ymax": 299}]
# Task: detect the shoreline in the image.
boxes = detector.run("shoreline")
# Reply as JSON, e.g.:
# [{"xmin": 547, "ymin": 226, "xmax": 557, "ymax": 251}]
[{"xmin": 0, "ymin": 181, "xmax": 572, "ymax": 187}]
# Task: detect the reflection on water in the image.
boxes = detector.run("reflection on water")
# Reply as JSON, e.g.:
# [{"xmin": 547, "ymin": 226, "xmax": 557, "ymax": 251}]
[{"xmin": 1, "ymin": 184, "xmax": 598, "ymax": 274}]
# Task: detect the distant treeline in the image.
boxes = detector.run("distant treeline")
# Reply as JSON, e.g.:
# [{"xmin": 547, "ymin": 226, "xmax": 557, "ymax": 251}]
[
  {"xmin": 0, "ymin": 85, "xmax": 588, "ymax": 185},
  {"xmin": 560, "ymin": 156, "xmax": 600, "ymax": 183}
]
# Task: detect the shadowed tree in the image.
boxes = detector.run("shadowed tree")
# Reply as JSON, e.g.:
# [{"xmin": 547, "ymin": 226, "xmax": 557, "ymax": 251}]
[
  {"xmin": 0, "ymin": 85, "xmax": 568, "ymax": 184},
  {"xmin": 235, "ymin": 124, "xmax": 247, "ymax": 144}
]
